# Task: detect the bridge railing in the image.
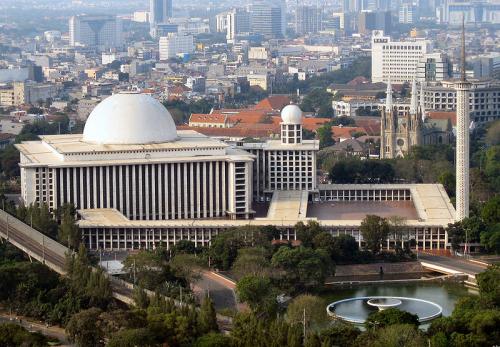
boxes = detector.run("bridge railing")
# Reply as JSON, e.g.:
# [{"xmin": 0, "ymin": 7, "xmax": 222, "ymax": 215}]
[{"xmin": 0, "ymin": 209, "xmax": 70, "ymax": 258}]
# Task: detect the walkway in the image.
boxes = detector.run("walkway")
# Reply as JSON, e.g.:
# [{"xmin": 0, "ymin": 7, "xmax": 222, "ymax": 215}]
[
  {"xmin": 418, "ymin": 253, "xmax": 488, "ymax": 285},
  {"xmin": 0, "ymin": 311, "xmax": 71, "ymax": 346}
]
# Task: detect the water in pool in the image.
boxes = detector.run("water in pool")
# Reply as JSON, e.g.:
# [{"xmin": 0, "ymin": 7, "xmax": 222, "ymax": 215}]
[{"xmin": 322, "ymin": 282, "xmax": 477, "ymax": 325}]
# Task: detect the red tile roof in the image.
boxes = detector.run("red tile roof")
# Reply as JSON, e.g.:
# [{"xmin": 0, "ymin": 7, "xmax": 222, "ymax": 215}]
[
  {"xmin": 228, "ymin": 110, "xmax": 269, "ymax": 124},
  {"xmin": 253, "ymin": 95, "xmax": 291, "ymax": 111},
  {"xmin": 177, "ymin": 125, "xmax": 277, "ymax": 138},
  {"xmin": 331, "ymin": 126, "xmax": 367, "ymax": 140},
  {"xmin": 427, "ymin": 111, "xmax": 457, "ymax": 126},
  {"xmin": 347, "ymin": 76, "xmax": 370, "ymax": 86},
  {"xmin": 190, "ymin": 113, "xmax": 226, "ymax": 124},
  {"xmin": 355, "ymin": 118, "xmax": 381, "ymax": 136},
  {"xmin": 302, "ymin": 117, "xmax": 330, "ymax": 131}
]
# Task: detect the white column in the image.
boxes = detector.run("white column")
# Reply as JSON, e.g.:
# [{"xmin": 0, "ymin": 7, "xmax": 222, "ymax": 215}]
[
  {"xmin": 72, "ymin": 167, "xmax": 77, "ymax": 206},
  {"xmin": 138, "ymin": 165, "xmax": 143, "ymax": 219},
  {"xmin": 86, "ymin": 167, "xmax": 91, "ymax": 208},
  {"xmin": 66, "ymin": 168, "xmax": 71, "ymax": 202},
  {"xmin": 190, "ymin": 163, "xmax": 195, "ymax": 217},
  {"xmin": 177, "ymin": 163, "xmax": 182, "ymax": 218},
  {"xmin": 455, "ymin": 80, "xmax": 471, "ymax": 221},
  {"xmin": 99, "ymin": 166, "xmax": 104, "ymax": 208},
  {"xmin": 105, "ymin": 166, "xmax": 110, "ymax": 208},
  {"xmin": 125, "ymin": 166, "xmax": 130, "ymax": 218},
  {"xmin": 203, "ymin": 162, "xmax": 208, "ymax": 218},
  {"xmin": 92, "ymin": 167, "xmax": 97, "ymax": 208},
  {"xmin": 170, "ymin": 164, "xmax": 176, "ymax": 219},
  {"xmin": 215, "ymin": 162, "xmax": 220, "ymax": 216},
  {"xmin": 151, "ymin": 164, "xmax": 156, "ymax": 219},
  {"xmin": 183, "ymin": 163, "xmax": 188, "ymax": 218},
  {"xmin": 209, "ymin": 161, "xmax": 213, "ymax": 217},
  {"xmin": 196, "ymin": 162, "xmax": 201, "ymax": 218},
  {"xmin": 131, "ymin": 166, "xmax": 137, "ymax": 219}
]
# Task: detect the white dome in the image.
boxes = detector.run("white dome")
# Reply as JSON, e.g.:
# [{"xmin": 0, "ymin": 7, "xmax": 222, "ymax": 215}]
[
  {"xmin": 281, "ymin": 104, "xmax": 303, "ymax": 124},
  {"xmin": 83, "ymin": 93, "xmax": 178, "ymax": 145}
]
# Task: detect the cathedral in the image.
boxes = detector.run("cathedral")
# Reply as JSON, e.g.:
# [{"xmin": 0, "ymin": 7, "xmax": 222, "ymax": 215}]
[{"xmin": 380, "ymin": 79, "xmax": 424, "ymax": 159}]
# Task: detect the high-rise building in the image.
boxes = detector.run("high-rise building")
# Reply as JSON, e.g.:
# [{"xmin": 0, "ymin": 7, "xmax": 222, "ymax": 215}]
[
  {"xmin": 416, "ymin": 53, "xmax": 453, "ymax": 82},
  {"xmin": 399, "ymin": 4, "xmax": 417, "ymax": 24},
  {"xmin": 371, "ymin": 31, "xmax": 432, "ymax": 83},
  {"xmin": 455, "ymin": 22, "xmax": 470, "ymax": 222},
  {"xmin": 69, "ymin": 15, "xmax": 122, "ymax": 50},
  {"xmin": 150, "ymin": 0, "xmax": 173, "ymax": 25},
  {"xmin": 226, "ymin": 8, "xmax": 251, "ymax": 42},
  {"xmin": 471, "ymin": 53, "xmax": 500, "ymax": 79},
  {"xmin": 295, "ymin": 6, "xmax": 322, "ymax": 35},
  {"xmin": 159, "ymin": 33, "xmax": 194, "ymax": 60},
  {"xmin": 358, "ymin": 11, "xmax": 391, "ymax": 34},
  {"xmin": 250, "ymin": 2, "xmax": 286, "ymax": 38},
  {"xmin": 150, "ymin": 0, "xmax": 173, "ymax": 37},
  {"xmin": 216, "ymin": 12, "xmax": 229, "ymax": 33}
]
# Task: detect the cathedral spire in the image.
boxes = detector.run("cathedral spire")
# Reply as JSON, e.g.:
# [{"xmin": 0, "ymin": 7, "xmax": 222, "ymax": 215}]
[
  {"xmin": 419, "ymin": 82, "xmax": 426, "ymax": 120},
  {"xmin": 410, "ymin": 78, "xmax": 418, "ymax": 115},
  {"xmin": 386, "ymin": 78, "xmax": 393, "ymax": 110}
]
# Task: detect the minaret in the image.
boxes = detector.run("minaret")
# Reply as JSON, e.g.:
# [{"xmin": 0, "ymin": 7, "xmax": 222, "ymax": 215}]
[{"xmin": 455, "ymin": 17, "xmax": 471, "ymax": 221}]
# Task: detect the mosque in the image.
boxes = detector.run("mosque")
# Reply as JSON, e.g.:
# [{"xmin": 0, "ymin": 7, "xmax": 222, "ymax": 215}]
[{"xmin": 16, "ymin": 92, "xmax": 455, "ymax": 252}]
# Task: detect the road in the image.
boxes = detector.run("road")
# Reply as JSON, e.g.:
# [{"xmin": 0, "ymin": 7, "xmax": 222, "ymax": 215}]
[
  {"xmin": 418, "ymin": 253, "xmax": 487, "ymax": 276},
  {"xmin": 193, "ymin": 271, "xmax": 238, "ymax": 311}
]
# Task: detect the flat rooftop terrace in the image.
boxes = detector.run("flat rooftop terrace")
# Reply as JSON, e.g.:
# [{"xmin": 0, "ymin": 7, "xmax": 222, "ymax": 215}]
[{"xmin": 306, "ymin": 200, "xmax": 419, "ymax": 220}]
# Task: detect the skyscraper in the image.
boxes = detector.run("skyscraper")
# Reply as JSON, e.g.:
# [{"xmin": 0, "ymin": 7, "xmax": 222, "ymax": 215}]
[
  {"xmin": 295, "ymin": 6, "xmax": 322, "ymax": 35},
  {"xmin": 150, "ymin": 0, "xmax": 173, "ymax": 25},
  {"xmin": 250, "ymin": 1, "xmax": 286, "ymax": 38},
  {"xmin": 150, "ymin": 0, "xmax": 173, "ymax": 37},
  {"xmin": 226, "ymin": 8, "xmax": 251, "ymax": 42},
  {"xmin": 455, "ymin": 19, "xmax": 471, "ymax": 221},
  {"xmin": 69, "ymin": 15, "xmax": 122, "ymax": 50}
]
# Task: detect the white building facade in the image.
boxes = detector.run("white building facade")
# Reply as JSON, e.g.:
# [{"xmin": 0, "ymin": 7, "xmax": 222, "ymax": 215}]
[
  {"xmin": 159, "ymin": 34, "xmax": 194, "ymax": 60},
  {"xmin": 371, "ymin": 31, "xmax": 432, "ymax": 84},
  {"xmin": 69, "ymin": 15, "xmax": 122, "ymax": 50}
]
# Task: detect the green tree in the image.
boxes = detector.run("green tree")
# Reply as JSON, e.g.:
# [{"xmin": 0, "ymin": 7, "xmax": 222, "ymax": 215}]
[
  {"xmin": 236, "ymin": 275, "xmax": 276, "ymax": 315},
  {"xmin": 317, "ymin": 123, "xmax": 335, "ymax": 148},
  {"xmin": 107, "ymin": 328, "xmax": 156, "ymax": 347},
  {"xmin": 132, "ymin": 285, "xmax": 150, "ymax": 309},
  {"xmin": 271, "ymin": 246, "xmax": 332, "ymax": 293},
  {"xmin": 66, "ymin": 307, "xmax": 105, "ymax": 347},
  {"xmin": 481, "ymin": 195, "xmax": 500, "ymax": 226},
  {"xmin": 366, "ymin": 308, "xmax": 419, "ymax": 329},
  {"xmin": 58, "ymin": 203, "xmax": 80, "ymax": 249},
  {"xmin": 0, "ymin": 323, "xmax": 47, "ymax": 347},
  {"xmin": 232, "ymin": 247, "xmax": 270, "ymax": 277},
  {"xmin": 286, "ymin": 295, "xmax": 329, "ymax": 329},
  {"xmin": 319, "ymin": 322, "xmax": 361, "ymax": 347},
  {"xmin": 198, "ymin": 295, "xmax": 219, "ymax": 334},
  {"xmin": 331, "ymin": 234, "xmax": 359, "ymax": 262},
  {"xmin": 358, "ymin": 324, "xmax": 425, "ymax": 347},
  {"xmin": 360, "ymin": 215, "xmax": 390, "ymax": 254},
  {"xmin": 195, "ymin": 333, "xmax": 232, "ymax": 347},
  {"xmin": 438, "ymin": 170, "xmax": 456, "ymax": 197},
  {"xmin": 476, "ymin": 264, "xmax": 500, "ymax": 306},
  {"xmin": 171, "ymin": 240, "xmax": 197, "ymax": 255},
  {"xmin": 295, "ymin": 221, "xmax": 324, "ymax": 248}
]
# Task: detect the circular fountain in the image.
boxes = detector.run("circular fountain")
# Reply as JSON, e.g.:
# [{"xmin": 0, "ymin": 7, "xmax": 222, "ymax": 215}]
[
  {"xmin": 366, "ymin": 298, "xmax": 402, "ymax": 311},
  {"xmin": 326, "ymin": 296, "xmax": 442, "ymax": 324}
]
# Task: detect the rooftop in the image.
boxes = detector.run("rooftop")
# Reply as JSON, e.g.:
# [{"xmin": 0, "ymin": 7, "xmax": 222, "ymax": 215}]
[{"xmin": 77, "ymin": 184, "xmax": 455, "ymax": 229}]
